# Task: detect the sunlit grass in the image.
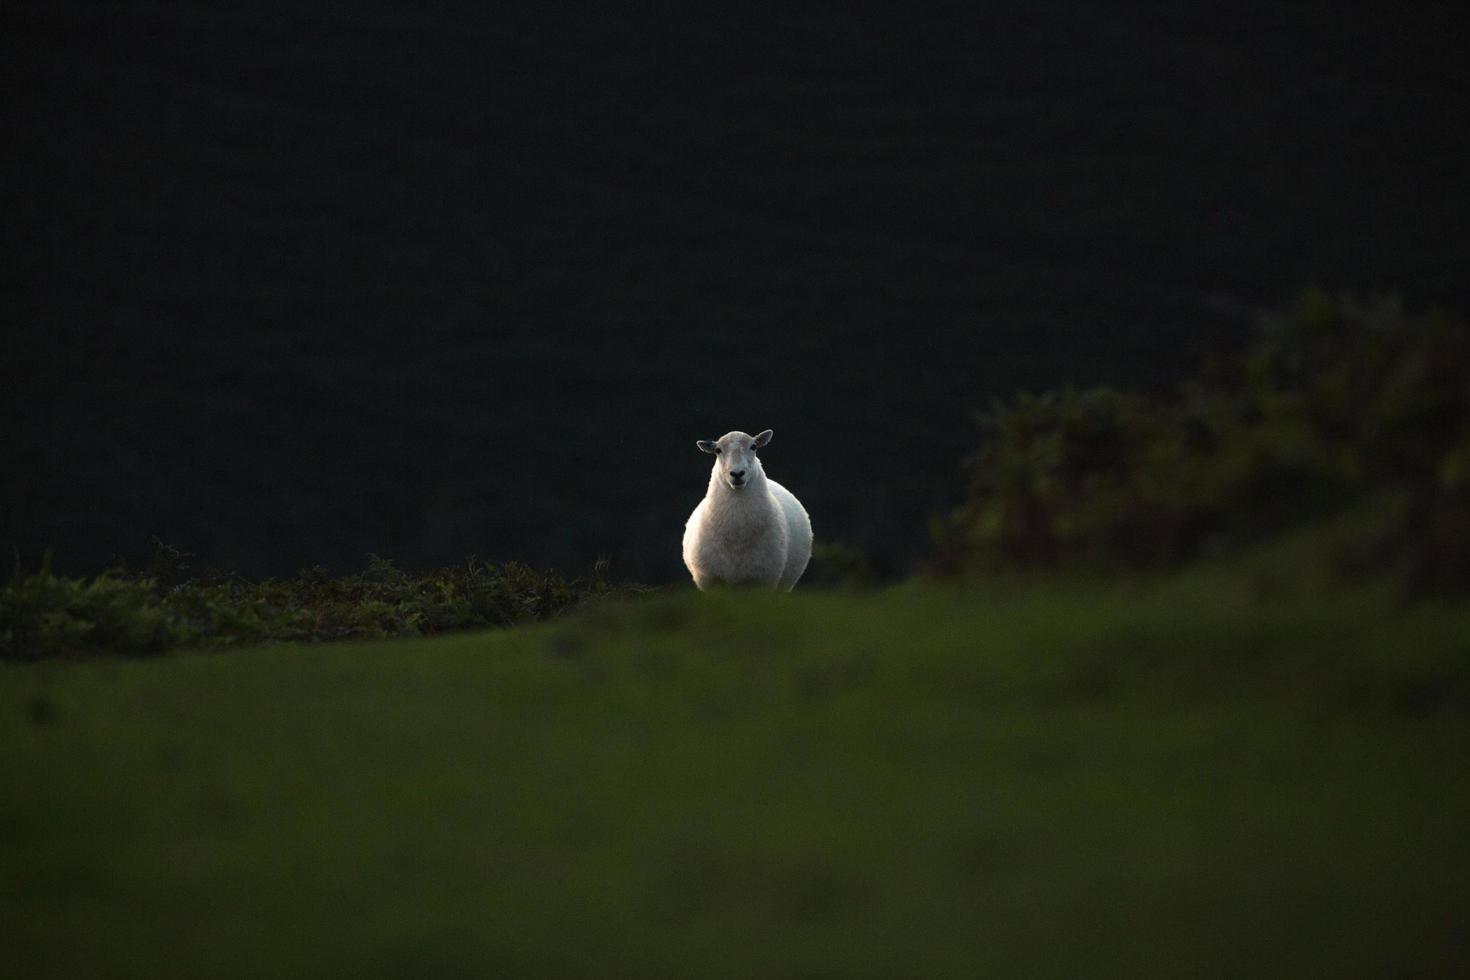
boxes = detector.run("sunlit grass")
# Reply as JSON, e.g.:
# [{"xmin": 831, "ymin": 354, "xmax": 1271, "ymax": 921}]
[{"xmin": 3, "ymin": 562, "xmax": 1466, "ymax": 978}]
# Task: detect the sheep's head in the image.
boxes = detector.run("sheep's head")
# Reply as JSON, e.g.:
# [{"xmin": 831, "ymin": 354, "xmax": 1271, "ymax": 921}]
[{"xmin": 697, "ymin": 429, "xmax": 773, "ymax": 491}]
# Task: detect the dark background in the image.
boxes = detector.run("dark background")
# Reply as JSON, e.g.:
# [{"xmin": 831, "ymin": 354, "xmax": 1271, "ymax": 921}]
[{"xmin": 4, "ymin": 0, "xmax": 1467, "ymax": 583}]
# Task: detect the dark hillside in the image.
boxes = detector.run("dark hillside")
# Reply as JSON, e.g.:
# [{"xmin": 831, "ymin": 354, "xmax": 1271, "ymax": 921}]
[{"xmin": 4, "ymin": 1, "xmax": 1467, "ymax": 579}]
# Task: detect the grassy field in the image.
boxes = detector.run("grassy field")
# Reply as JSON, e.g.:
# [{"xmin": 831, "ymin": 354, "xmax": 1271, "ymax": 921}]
[{"xmin": 4, "ymin": 559, "xmax": 1468, "ymax": 977}]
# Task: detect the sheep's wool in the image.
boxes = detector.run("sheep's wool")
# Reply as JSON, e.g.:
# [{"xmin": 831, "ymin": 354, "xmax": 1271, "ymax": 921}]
[{"xmin": 682, "ymin": 430, "xmax": 812, "ymax": 591}]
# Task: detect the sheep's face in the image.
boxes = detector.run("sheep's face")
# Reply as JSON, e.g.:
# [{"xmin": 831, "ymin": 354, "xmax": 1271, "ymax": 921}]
[{"xmin": 697, "ymin": 429, "xmax": 773, "ymax": 491}]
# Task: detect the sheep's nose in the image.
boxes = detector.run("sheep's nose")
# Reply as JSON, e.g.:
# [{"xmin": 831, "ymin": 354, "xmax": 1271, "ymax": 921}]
[{"xmin": 730, "ymin": 469, "xmax": 746, "ymax": 481}]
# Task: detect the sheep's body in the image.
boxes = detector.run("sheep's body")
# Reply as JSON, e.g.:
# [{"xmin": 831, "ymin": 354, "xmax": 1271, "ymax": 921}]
[{"xmin": 682, "ymin": 430, "xmax": 812, "ymax": 591}]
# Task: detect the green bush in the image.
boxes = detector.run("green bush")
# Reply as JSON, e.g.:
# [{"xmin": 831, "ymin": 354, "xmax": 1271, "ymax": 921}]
[
  {"xmin": 1, "ymin": 552, "xmax": 645, "ymax": 661},
  {"xmin": 932, "ymin": 293, "xmax": 1470, "ymax": 591},
  {"xmin": 803, "ymin": 539, "xmax": 877, "ymax": 589},
  {"xmin": 0, "ymin": 558, "xmax": 176, "ymax": 661}
]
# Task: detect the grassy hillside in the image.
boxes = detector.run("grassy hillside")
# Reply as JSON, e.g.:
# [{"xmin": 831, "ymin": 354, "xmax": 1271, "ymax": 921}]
[
  {"xmin": 6, "ymin": 1, "xmax": 1469, "ymax": 580},
  {"xmin": 5, "ymin": 560, "xmax": 1467, "ymax": 977}
]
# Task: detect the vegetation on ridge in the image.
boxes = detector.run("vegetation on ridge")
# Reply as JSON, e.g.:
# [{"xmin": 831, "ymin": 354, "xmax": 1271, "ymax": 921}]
[
  {"xmin": 0, "ymin": 548, "xmax": 641, "ymax": 661},
  {"xmin": 932, "ymin": 293, "xmax": 1470, "ymax": 592}
]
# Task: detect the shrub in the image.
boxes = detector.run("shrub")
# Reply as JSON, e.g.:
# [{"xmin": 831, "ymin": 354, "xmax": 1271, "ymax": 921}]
[
  {"xmin": 803, "ymin": 540, "xmax": 877, "ymax": 589},
  {"xmin": 1, "ymin": 557, "xmax": 177, "ymax": 661},
  {"xmin": 1, "ymin": 552, "xmax": 646, "ymax": 660},
  {"xmin": 932, "ymin": 293, "xmax": 1470, "ymax": 591}
]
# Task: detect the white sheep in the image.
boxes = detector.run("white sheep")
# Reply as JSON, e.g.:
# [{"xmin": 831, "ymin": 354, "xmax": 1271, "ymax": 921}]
[{"xmin": 682, "ymin": 429, "xmax": 813, "ymax": 591}]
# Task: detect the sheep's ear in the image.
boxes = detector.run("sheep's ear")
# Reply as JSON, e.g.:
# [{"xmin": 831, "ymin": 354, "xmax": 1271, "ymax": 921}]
[
  {"xmin": 697, "ymin": 439, "xmax": 719, "ymax": 454},
  {"xmin": 753, "ymin": 429, "xmax": 773, "ymax": 447}
]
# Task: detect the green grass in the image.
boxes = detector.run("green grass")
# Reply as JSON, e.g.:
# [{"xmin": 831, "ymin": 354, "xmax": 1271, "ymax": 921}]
[{"xmin": 4, "ymin": 559, "xmax": 1468, "ymax": 978}]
